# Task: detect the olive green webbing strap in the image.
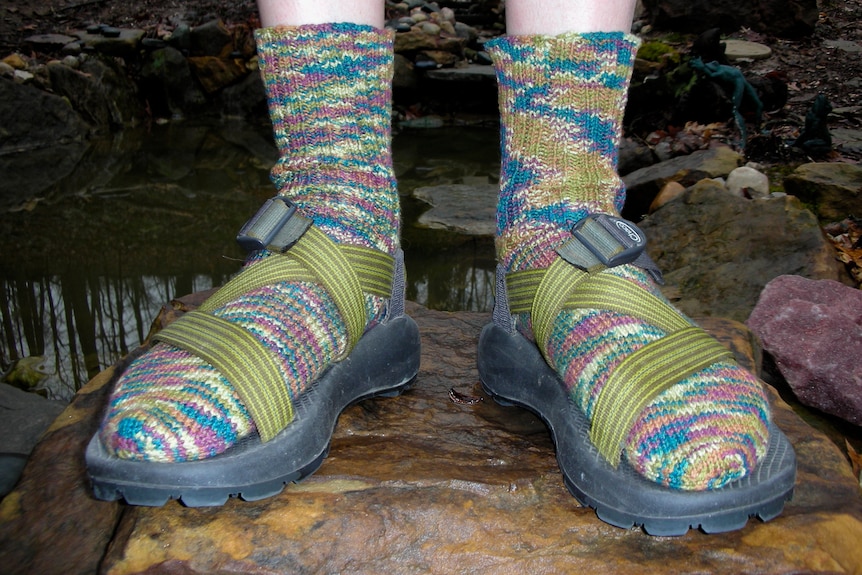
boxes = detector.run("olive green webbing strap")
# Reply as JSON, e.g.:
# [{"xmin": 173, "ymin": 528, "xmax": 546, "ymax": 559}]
[
  {"xmin": 504, "ymin": 259, "xmax": 734, "ymax": 466},
  {"xmin": 153, "ymin": 311, "xmax": 293, "ymax": 442},
  {"xmin": 591, "ymin": 327, "xmax": 733, "ymax": 465},
  {"xmin": 155, "ymin": 227, "xmax": 395, "ymax": 442},
  {"xmin": 530, "ymin": 258, "xmax": 592, "ymax": 362}
]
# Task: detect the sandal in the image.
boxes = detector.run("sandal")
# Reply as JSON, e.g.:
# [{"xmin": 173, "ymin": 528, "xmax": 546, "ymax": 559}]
[
  {"xmin": 477, "ymin": 214, "xmax": 796, "ymax": 535},
  {"xmin": 86, "ymin": 197, "xmax": 421, "ymax": 506}
]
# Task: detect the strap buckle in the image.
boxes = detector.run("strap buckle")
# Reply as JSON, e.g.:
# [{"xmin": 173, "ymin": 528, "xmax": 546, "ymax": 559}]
[
  {"xmin": 236, "ymin": 196, "xmax": 312, "ymax": 253},
  {"xmin": 556, "ymin": 214, "xmax": 663, "ymax": 283}
]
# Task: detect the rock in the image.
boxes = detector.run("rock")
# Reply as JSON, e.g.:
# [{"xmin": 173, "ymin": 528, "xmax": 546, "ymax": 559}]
[
  {"xmin": 425, "ymin": 64, "xmax": 496, "ymax": 82},
  {"xmin": 47, "ymin": 56, "xmax": 140, "ymax": 129},
  {"xmin": 723, "ymin": 39, "xmax": 773, "ymax": 61},
  {"xmin": 641, "ymin": 0, "xmax": 818, "ymax": 38},
  {"xmin": 190, "ymin": 19, "xmax": 233, "ymax": 58},
  {"xmin": 414, "ymin": 183, "xmax": 497, "ymax": 236},
  {"xmin": 12, "ymin": 69, "xmax": 33, "ymax": 83},
  {"xmin": 0, "ymin": 77, "xmax": 90, "ymax": 154},
  {"xmin": 393, "ymin": 53, "xmax": 418, "ymax": 89},
  {"xmin": 394, "ymin": 28, "xmax": 465, "ymax": 53},
  {"xmin": 0, "ymin": 140, "xmax": 90, "ymax": 212},
  {"xmin": 74, "ymin": 28, "xmax": 146, "ymax": 59},
  {"xmin": 2, "ymin": 53, "xmax": 28, "ymax": 70},
  {"xmin": 619, "ymin": 137, "xmax": 655, "ymax": 176},
  {"xmin": 168, "ymin": 23, "xmax": 192, "ymax": 52},
  {"xmin": 640, "ymin": 179, "xmax": 846, "ymax": 321},
  {"xmin": 3, "ymin": 357, "xmax": 50, "ymax": 391},
  {"xmin": 648, "ymin": 180, "xmax": 686, "ymax": 213},
  {"xmin": 748, "ymin": 275, "xmax": 862, "ymax": 424},
  {"xmin": 0, "ymin": 383, "xmax": 65, "ymax": 496},
  {"xmin": 187, "ymin": 56, "xmax": 248, "ymax": 93},
  {"xmin": 139, "ymin": 46, "xmax": 207, "ymax": 118},
  {"xmin": 832, "ymin": 127, "xmax": 862, "ymax": 155},
  {"xmin": 219, "ymin": 67, "xmax": 267, "ymax": 117},
  {"xmin": 0, "ymin": 383, "xmax": 65, "ymax": 454},
  {"xmin": 726, "ymin": 166, "xmax": 770, "ymax": 199},
  {"xmin": 622, "ymin": 145, "xmax": 742, "ymax": 220},
  {"xmin": 418, "ymin": 49, "xmax": 459, "ymax": 67},
  {"xmin": 23, "ymin": 33, "xmax": 77, "ymax": 51},
  {"xmin": 60, "ymin": 55, "xmax": 79, "ymax": 68},
  {"xmin": 782, "ymin": 162, "xmax": 862, "ymax": 222},
  {"xmin": 824, "ymin": 39, "xmax": 862, "ymax": 54},
  {"xmin": 454, "ymin": 21, "xmax": 479, "ymax": 43},
  {"xmin": 3, "ymin": 300, "xmax": 862, "ymax": 574}
]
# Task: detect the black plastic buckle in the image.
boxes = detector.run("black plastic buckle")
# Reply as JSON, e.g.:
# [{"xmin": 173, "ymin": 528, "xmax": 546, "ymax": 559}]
[
  {"xmin": 557, "ymin": 214, "xmax": 647, "ymax": 272},
  {"xmin": 236, "ymin": 196, "xmax": 311, "ymax": 253}
]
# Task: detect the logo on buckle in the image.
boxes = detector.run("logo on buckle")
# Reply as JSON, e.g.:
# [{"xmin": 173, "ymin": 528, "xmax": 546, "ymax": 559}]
[{"xmin": 615, "ymin": 220, "xmax": 642, "ymax": 244}]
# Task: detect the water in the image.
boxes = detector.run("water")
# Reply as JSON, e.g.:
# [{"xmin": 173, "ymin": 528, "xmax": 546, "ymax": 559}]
[{"xmin": 0, "ymin": 119, "xmax": 501, "ymax": 401}]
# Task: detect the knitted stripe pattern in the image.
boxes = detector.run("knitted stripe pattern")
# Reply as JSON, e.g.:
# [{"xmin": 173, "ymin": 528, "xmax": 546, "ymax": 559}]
[
  {"xmin": 487, "ymin": 32, "xmax": 770, "ymax": 490},
  {"xmin": 260, "ymin": 23, "xmax": 399, "ymax": 253},
  {"xmin": 99, "ymin": 24, "xmax": 398, "ymax": 462}
]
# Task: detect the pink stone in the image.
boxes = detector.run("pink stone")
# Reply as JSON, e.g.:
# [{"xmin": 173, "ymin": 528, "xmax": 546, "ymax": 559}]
[{"xmin": 748, "ymin": 274, "xmax": 862, "ymax": 424}]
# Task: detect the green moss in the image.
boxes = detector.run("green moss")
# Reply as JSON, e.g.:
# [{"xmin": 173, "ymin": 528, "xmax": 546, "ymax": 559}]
[
  {"xmin": 637, "ymin": 41, "xmax": 681, "ymax": 65},
  {"xmin": 763, "ymin": 163, "xmax": 802, "ymax": 195}
]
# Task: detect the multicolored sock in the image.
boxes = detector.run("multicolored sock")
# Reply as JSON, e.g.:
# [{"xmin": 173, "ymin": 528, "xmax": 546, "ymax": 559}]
[
  {"xmin": 487, "ymin": 32, "xmax": 770, "ymax": 490},
  {"xmin": 99, "ymin": 23, "xmax": 399, "ymax": 462}
]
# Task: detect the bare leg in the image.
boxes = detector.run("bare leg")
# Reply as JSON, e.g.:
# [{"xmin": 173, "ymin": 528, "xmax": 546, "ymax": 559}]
[
  {"xmin": 257, "ymin": 0, "xmax": 384, "ymax": 28},
  {"xmin": 505, "ymin": 0, "xmax": 637, "ymax": 34}
]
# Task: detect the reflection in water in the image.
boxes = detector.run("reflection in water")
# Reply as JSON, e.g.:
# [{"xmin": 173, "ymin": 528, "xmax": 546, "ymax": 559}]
[
  {"xmin": 1, "ymin": 273, "xmax": 224, "ymax": 401},
  {"xmin": 0, "ymin": 121, "xmax": 501, "ymax": 400}
]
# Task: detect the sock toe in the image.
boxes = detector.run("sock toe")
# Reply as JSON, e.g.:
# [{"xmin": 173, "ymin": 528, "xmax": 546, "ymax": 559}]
[
  {"xmin": 99, "ymin": 343, "xmax": 252, "ymax": 462},
  {"xmin": 625, "ymin": 363, "xmax": 770, "ymax": 490}
]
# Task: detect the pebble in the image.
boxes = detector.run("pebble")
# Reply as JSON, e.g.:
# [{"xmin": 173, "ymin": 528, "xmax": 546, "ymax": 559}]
[
  {"xmin": 2, "ymin": 53, "xmax": 28, "ymax": 70},
  {"xmin": 726, "ymin": 166, "xmax": 770, "ymax": 199},
  {"xmin": 61, "ymin": 55, "xmax": 80, "ymax": 68},
  {"xmin": 420, "ymin": 22, "xmax": 441, "ymax": 35}
]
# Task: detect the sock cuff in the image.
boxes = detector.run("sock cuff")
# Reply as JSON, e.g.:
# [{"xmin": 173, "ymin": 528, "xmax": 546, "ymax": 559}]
[
  {"xmin": 255, "ymin": 22, "xmax": 394, "ymax": 49},
  {"xmin": 485, "ymin": 31, "xmax": 640, "ymax": 72},
  {"xmin": 253, "ymin": 21, "xmax": 399, "ymax": 254}
]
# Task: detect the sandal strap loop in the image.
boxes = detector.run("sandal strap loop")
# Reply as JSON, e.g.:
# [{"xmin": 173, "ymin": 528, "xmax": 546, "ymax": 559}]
[
  {"xmin": 590, "ymin": 326, "xmax": 734, "ymax": 466},
  {"xmin": 153, "ymin": 310, "xmax": 295, "ymax": 443}
]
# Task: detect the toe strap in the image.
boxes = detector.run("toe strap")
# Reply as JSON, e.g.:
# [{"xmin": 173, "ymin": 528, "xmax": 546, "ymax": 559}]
[
  {"xmin": 153, "ymin": 311, "xmax": 295, "ymax": 443},
  {"xmin": 152, "ymin": 212, "xmax": 397, "ymax": 443},
  {"xmin": 504, "ymin": 256, "xmax": 736, "ymax": 467},
  {"xmin": 591, "ymin": 325, "xmax": 733, "ymax": 466}
]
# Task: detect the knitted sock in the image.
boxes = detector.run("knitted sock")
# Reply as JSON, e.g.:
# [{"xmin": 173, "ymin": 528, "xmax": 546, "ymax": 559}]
[
  {"xmin": 487, "ymin": 32, "xmax": 770, "ymax": 490},
  {"xmin": 99, "ymin": 23, "xmax": 399, "ymax": 462}
]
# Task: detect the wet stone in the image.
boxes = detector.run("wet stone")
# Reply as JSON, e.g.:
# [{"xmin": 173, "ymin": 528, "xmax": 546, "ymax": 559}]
[
  {"xmin": 23, "ymin": 33, "xmax": 77, "ymax": 51},
  {"xmin": 1, "ymin": 299, "xmax": 862, "ymax": 574},
  {"xmin": 413, "ymin": 183, "xmax": 497, "ymax": 236},
  {"xmin": 640, "ymin": 179, "xmax": 845, "ymax": 321}
]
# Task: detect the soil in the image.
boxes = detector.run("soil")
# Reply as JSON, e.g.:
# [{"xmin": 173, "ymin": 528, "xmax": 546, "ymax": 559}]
[{"xmin": 1, "ymin": 0, "xmax": 861, "ymax": 160}]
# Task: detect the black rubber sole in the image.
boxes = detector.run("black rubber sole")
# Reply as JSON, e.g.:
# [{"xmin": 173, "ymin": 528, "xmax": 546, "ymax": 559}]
[
  {"xmin": 477, "ymin": 322, "xmax": 797, "ymax": 536},
  {"xmin": 85, "ymin": 315, "xmax": 421, "ymax": 507}
]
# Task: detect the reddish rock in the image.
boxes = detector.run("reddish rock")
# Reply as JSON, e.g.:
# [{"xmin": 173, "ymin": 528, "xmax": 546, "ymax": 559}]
[{"xmin": 748, "ymin": 274, "xmax": 862, "ymax": 425}]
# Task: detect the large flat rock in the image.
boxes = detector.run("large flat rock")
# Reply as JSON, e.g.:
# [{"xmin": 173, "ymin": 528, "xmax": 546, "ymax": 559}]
[{"xmin": 2, "ymin": 300, "xmax": 861, "ymax": 574}]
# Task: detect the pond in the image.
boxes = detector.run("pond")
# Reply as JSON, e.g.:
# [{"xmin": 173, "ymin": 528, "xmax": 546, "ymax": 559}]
[{"xmin": 0, "ymin": 120, "xmax": 501, "ymax": 401}]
